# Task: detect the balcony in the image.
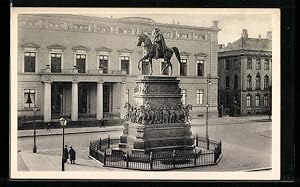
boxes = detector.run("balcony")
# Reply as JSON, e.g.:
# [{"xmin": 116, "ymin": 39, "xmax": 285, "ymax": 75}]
[
  {"xmin": 39, "ymin": 65, "xmax": 127, "ymax": 83},
  {"xmin": 40, "ymin": 65, "xmax": 126, "ymax": 75}
]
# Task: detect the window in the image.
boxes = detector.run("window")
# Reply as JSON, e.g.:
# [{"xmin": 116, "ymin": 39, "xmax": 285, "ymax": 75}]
[
  {"xmin": 264, "ymin": 75, "xmax": 269, "ymax": 89},
  {"xmin": 264, "ymin": 59, "xmax": 270, "ymax": 70},
  {"xmin": 256, "ymin": 59, "xmax": 261, "ymax": 70},
  {"xmin": 234, "ymin": 59, "xmax": 239, "ymax": 69},
  {"xmin": 263, "ymin": 95, "xmax": 269, "ymax": 106},
  {"xmin": 196, "ymin": 89, "xmax": 204, "ymax": 105},
  {"xmin": 76, "ymin": 54, "xmax": 86, "ymax": 73},
  {"xmin": 125, "ymin": 89, "xmax": 129, "ymax": 103},
  {"xmin": 99, "ymin": 55, "xmax": 108, "ymax": 74},
  {"xmin": 121, "ymin": 56, "xmax": 130, "ymax": 74},
  {"xmin": 142, "ymin": 60, "xmax": 149, "ymax": 75},
  {"xmin": 247, "ymin": 58, "xmax": 252, "ymax": 69},
  {"xmin": 24, "ymin": 89, "xmax": 36, "ymax": 108},
  {"xmin": 247, "ymin": 74, "xmax": 252, "ymax": 89},
  {"xmin": 225, "ymin": 93, "xmax": 230, "ymax": 106},
  {"xmin": 181, "ymin": 89, "xmax": 187, "ymax": 105},
  {"xmin": 24, "ymin": 52, "xmax": 36, "ymax": 72},
  {"xmin": 255, "ymin": 94, "xmax": 260, "ymax": 107},
  {"xmin": 256, "ymin": 73, "xmax": 261, "ymax": 90},
  {"xmin": 246, "ymin": 94, "xmax": 252, "ymax": 107},
  {"xmin": 161, "ymin": 59, "xmax": 169, "ymax": 75},
  {"xmin": 196, "ymin": 60, "xmax": 204, "ymax": 76},
  {"xmin": 50, "ymin": 53, "xmax": 62, "ymax": 73},
  {"xmin": 234, "ymin": 75, "xmax": 238, "ymax": 89},
  {"xmin": 226, "ymin": 76, "xmax": 230, "ymax": 89},
  {"xmin": 180, "ymin": 59, "xmax": 187, "ymax": 76},
  {"xmin": 225, "ymin": 60, "xmax": 230, "ymax": 70}
]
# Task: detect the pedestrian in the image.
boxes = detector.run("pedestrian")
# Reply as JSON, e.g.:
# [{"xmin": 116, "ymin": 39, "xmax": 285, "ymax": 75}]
[
  {"xmin": 47, "ymin": 122, "xmax": 51, "ymax": 132},
  {"xmin": 69, "ymin": 146, "xmax": 76, "ymax": 164},
  {"xmin": 63, "ymin": 145, "xmax": 69, "ymax": 163}
]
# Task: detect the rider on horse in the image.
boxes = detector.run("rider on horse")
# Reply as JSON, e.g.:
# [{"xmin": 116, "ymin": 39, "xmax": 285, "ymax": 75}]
[{"xmin": 153, "ymin": 27, "xmax": 167, "ymax": 60}]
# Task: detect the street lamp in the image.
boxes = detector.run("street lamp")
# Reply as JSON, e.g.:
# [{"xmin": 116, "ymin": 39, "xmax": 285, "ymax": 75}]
[
  {"xmin": 206, "ymin": 74, "xmax": 212, "ymax": 150},
  {"xmin": 25, "ymin": 93, "xmax": 38, "ymax": 153},
  {"xmin": 59, "ymin": 117, "xmax": 67, "ymax": 171},
  {"xmin": 31, "ymin": 105, "xmax": 38, "ymax": 153}
]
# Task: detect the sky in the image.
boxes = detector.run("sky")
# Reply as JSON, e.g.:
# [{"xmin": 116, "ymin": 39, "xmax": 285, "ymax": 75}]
[{"xmin": 82, "ymin": 9, "xmax": 273, "ymax": 45}]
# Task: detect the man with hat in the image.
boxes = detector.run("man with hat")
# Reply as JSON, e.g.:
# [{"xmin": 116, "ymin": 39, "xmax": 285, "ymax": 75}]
[{"xmin": 153, "ymin": 27, "xmax": 167, "ymax": 60}]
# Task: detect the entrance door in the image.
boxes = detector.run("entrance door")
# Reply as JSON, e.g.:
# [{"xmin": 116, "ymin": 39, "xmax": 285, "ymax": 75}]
[
  {"xmin": 51, "ymin": 84, "xmax": 63, "ymax": 117},
  {"xmin": 78, "ymin": 85, "xmax": 88, "ymax": 113},
  {"xmin": 103, "ymin": 84, "xmax": 110, "ymax": 112}
]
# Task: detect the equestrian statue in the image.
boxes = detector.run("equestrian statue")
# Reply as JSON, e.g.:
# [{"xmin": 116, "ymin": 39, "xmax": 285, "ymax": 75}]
[{"xmin": 137, "ymin": 27, "xmax": 182, "ymax": 76}]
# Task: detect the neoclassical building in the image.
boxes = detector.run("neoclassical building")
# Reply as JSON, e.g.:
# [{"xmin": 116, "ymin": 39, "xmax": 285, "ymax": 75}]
[
  {"xmin": 218, "ymin": 29, "xmax": 272, "ymax": 116},
  {"xmin": 17, "ymin": 14, "xmax": 220, "ymax": 122}
]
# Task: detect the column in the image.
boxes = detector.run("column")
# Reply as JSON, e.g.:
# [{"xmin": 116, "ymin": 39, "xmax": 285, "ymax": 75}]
[
  {"xmin": 120, "ymin": 81, "xmax": 126, "ymax": 119},
  {"xmin": 96, "ymin": 81, "xmax": 103, "ymax": 120},
  {"xmin": 71, "ymin": 81, "xmax": 78, "ymax": 121},
  {"xmin": 44, "ymin": 81, "xmax": 52, "ymax": 122}
]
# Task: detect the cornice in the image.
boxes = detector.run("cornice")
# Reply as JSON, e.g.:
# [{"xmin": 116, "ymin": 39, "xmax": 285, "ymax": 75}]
[{"xmin": 95, "ymin": 47, "xmax": 113, "ymax": 52}]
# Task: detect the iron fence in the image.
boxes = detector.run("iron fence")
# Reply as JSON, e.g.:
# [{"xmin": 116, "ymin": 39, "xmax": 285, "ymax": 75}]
[{"xmin": 89, "ymin": 135, "xmax": 222, "ymax": 170}]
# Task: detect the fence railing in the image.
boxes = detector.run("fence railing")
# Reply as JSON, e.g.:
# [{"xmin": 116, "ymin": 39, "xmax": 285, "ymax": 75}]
[{"xmin": 89, "ymin": 135, "xmax": 222, "ymax": 171}]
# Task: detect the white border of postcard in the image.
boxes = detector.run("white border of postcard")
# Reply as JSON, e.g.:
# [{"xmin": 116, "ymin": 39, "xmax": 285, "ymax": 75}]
[{"xmin": 10, "ymin": 8, "xmax": 280, "ymax": 180}]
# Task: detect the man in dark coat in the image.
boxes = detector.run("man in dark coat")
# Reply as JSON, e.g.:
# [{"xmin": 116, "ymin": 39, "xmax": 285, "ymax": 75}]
[
  {"xmin": 69, "ymin": 146, "xmax": 76, "ymax": 164},
  {"xmin": 153, "ymin": 27, "xmax": 167, "ymax": 59},
  {"xmin": 63, "ymin": 145, "xmax": 69, "ymax": 163}
]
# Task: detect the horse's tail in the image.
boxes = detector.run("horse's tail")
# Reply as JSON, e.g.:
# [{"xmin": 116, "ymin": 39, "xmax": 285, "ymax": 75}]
[{"xmin": 172, "ymin": 47, "xmax": 181, "ymax": 64}]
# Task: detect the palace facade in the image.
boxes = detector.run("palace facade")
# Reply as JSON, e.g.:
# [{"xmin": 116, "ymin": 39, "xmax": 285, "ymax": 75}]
[
  {"xmin": 218, "ymin": 29, "xmax": 272, "ymax": 116},
  {"xmin": 17, "ymin": 14, "xmax": 220, "ymax": 122}
]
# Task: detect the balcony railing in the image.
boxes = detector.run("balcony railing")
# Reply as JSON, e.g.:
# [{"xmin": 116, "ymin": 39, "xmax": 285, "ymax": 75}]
[{"xmin": 40, "ymin": 66, "xmax": 127, "ymax": 75}]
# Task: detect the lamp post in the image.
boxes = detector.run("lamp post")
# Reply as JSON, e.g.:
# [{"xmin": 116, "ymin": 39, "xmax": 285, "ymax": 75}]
[
  {"xmin": 25, "ymin": 93, "xmax": 38, "ymax": 153},
  {"xmin": 59, "ymin": 117, "xmax": 67, "ymax": 171},
  {"xmin": 206, "ymin": 74, "xmax": 211, "ymax": 150},
  {"xmin": 31, "ymin": 105, "xmax": 38, "ymax": 153}
]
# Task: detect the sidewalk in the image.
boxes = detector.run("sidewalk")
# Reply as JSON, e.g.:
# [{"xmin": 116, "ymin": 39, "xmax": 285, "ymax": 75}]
[{"xmin": 18, "ymin": 115, "xmax": 271, "ymax": 138}]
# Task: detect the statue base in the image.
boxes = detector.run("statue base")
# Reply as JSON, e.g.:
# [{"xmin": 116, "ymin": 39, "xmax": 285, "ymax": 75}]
[
  {"xmin": 119, "ymin": 122, "xmax": 194, "ymax": 154},
  {"xmin": 119, "ymin": 75, "xmax": 194, "ymax": 154}
]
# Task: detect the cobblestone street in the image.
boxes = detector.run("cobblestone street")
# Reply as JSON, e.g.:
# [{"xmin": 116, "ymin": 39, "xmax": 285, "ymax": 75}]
[{"xmin": 17, "ymin": 116, "xmax": 272, "ymax": 172}]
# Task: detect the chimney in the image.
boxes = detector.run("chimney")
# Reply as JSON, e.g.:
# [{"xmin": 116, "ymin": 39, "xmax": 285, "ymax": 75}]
[
  {"xmin": 177, "ymin": 21, "xmax": 180, "ymax": 25},
  {"xmin": 258, "ymin": 34, "xmax": 261, "ymax": 40},
  {"xmin": 266, "ymin": 31, "xmax": 272, "ymax": 40},
  {"xmin": 172, "ymin": 20, "xmax": 175, "ymax": 24},
  {"xmin": 242, "ymin": 29, "xmax": 248, "ymax": 39}
]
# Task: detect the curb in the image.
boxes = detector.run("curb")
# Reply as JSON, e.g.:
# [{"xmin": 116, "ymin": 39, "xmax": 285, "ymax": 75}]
[{"xmin": 18, "ymin": 127, "xmax": 123, "ymax": 138}]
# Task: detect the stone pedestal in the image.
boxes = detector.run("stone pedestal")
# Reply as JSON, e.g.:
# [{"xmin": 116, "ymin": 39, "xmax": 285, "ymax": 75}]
[{"xmin": 119, "ymin": 76, "xmax": 194, "ymax": 154}]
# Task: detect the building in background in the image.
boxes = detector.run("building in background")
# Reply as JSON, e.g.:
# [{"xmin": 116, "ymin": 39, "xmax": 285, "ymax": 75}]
[
  {"xmin": 218, "ymin": 29, "xmax": 272, "ymax": 116},
  {"xmin": 17, "ymin": 14, "xmax": 220, "ymax": 123}
]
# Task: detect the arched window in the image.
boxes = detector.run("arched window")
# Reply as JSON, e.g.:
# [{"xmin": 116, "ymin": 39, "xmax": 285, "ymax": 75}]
[
  {"xmin": 225, "ymin": 59, "xmax": 230, "ymax": 70},
  {"xmin": 264, "ymin": 59, "xmax": 270, "ymax": 70},
  {"xmin": 247, "ymin": 58, "xmax": 252, "ymax": 69},
  {"xmin": 256, "ymin": 59, "xmax": 261, "ymax": 70},
  {"xmin": 247, "ymin": 74, "xmax": 252, "ymax": 90},
  {"xmin": 264, "ymin": 75, "xmax": 269, "ymax": 89},
  {"xmin": 256, "ymin": 73, "xmax": 261, "ymax": 90},
  {"xmin": 255, "ymin": 93, "xmax": 260, "ymax": 107},
  {"xmin": 246, "ymin": 94, "xmax": 252, "ymax": 107}
]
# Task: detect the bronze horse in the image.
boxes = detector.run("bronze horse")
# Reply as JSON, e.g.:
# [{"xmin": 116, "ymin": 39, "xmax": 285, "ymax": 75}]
[{"xmin": 136, "ymin": 34, "xmax": 182, "ymax": 75}]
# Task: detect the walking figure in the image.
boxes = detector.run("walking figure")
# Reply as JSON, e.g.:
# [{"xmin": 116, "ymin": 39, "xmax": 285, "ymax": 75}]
[
  {"xmin": 69, "ymin": 146, "xmax": 76, "ymax": 164},
  {"xmin": 47, "ymin": 122, "xmax": 51, "ymax": 132},
  {"xmin": 63, "ymin": 145, "xmax": 69, "ymax": 163}
]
